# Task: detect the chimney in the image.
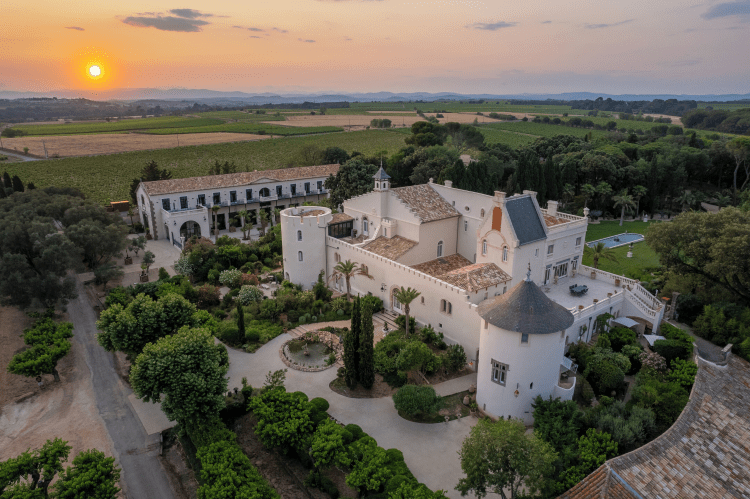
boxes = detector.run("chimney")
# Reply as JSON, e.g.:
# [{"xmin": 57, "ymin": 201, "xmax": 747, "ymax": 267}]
[
  {"xmin": 547, "ymin": 200, "xmax": 558, "ymax": 216},
  {"xmin": 444, "ymin": 180, "xmax": 453, "ymax": 188},
  {"xmin": 428, "ymin": 178, "xmax": 434, "ymax": 184},
  {"xmin": 493, "ymin": 191, "xmax": 506, "ymax": 207}
]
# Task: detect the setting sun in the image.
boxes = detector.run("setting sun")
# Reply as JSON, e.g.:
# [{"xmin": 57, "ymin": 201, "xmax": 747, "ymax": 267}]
[
  {"xmin": 86, "ymin": 63, "xmax": 104, "ymax": 80},
  {"xmin": 89, "ymin": 65, "xmax": 101, "ymax": 77}
]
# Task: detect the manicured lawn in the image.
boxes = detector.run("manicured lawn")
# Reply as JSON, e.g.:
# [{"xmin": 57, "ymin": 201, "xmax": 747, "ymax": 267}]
[{"xmin": 582, "ymin": 221, "xmax": 664, "ymax": 277}]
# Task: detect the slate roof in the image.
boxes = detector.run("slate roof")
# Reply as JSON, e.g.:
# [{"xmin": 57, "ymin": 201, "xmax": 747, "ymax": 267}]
[
  {"xmin": 362, "ymin": 236, "xmax": 418, "ymax": 260},
  {"xmin": 505, "ymin": 195, "xmax": 547, "ymax": 245},
  {"xmin": 330, "ymin": 213, "xmax": 354, "ymax": 224},
  {"xmin": 392, "ymin": 184, "xmax": 459, "ymax": 223},
  {"xmin": 477, "ymin": 278, "xmax": 574, "ymax": 334},
  {"xmin": 373, "ymin": 165, "xmax": 391, "ymax": 180},
  {"xmin": 141, "ymin": 164, "xmax": 340, "ymax": 196}
]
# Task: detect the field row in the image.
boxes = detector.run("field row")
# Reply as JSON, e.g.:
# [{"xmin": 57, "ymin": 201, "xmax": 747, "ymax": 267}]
[
  {"xmin": 142, "ymin": 123, "xmax": 343, "ymax": 136},
  {"xmin": 3, "ymin": 130, "xmax": 408, "ymax": 203},
  {"xmin": 13, "ymin": 117, "xmax": 225, "ymax": 136},
  {"xmin": 482, "ymin": 122, "xmax": 611, "ymax": 139}
]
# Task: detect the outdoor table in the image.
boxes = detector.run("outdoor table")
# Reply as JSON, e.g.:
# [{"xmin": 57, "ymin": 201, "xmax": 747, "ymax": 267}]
[{"xmin": 570, "ymin": 285, "xmax": 588, "ymax": 296}]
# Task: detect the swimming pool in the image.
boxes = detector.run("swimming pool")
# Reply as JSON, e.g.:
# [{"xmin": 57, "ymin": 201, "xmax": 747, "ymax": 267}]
[{"xmin": 587, "ymin": 233, "xmax": 644, "ymax": 249}]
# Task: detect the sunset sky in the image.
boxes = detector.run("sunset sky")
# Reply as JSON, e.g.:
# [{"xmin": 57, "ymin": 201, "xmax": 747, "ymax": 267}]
[{"xmin": 1, "ymin": 0, "xmax": 749, "ymax": 95}]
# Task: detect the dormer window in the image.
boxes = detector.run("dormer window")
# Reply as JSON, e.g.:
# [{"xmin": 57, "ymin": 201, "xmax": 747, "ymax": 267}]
[
  {"xmin": 502, "ymin": 246, "xmax": 508, "ymax": 262},
  {"xmin": 482, "ymin": 240, "xmax": 487, "ymax": 255}
]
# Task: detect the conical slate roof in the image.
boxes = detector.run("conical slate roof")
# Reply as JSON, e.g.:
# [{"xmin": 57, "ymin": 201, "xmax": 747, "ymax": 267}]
[
  {"xmin": 477, "ymin": 278, "xmax": 574, "ymax": 335},
  {"xmin": 373, "ymin": 165, "xmax": 391, "ymax": 180}
]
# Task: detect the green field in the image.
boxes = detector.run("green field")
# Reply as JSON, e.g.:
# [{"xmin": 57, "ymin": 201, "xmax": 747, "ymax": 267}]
[
  {"xmin": 696, "ymin": 102, "xmax": 750, "ymax": 111},
  {"xmin": 478, "ymin": 127, "xmax": 538, "ymax": 148},
  {"xmin": 347, "ymin": 102, "xmax": 573, "ymax": 114},
  {"xmin": 482, "ymin": 121, "xmax": 611, "ymax": 139},
  {"xmin": 13, "ymin": 117, "xmax": 225, "ymax": 136},
  {"xmin": 4, "ymin": 130, "xmax": 407, "ymax": 204},
  {"xmin": 195, "ymin": 110, "xmax": 287, "ymax": 121},
  {"xmin": 582, "ymin": 221, "xmax": 663, "ymax": 276},
  {"xmin": 142, "ymin": 123, "xmax": 343, "ymax": 136}
]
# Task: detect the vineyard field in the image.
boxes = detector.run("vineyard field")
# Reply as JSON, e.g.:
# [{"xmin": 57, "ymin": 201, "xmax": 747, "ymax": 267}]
[
  {"xmin": 12, "ymin": 117, "xmax": 224, "ymax": 136},
  {"xmin": 478, "ymin": 128, "xmax": 538, "ymax": 148},
  {"xmin": 483, "ymin": 122, "xmax": 611, "ymax": 139},
  {"xmin": 3, "ymin": 130, "xmax": 407, "ymax": 203},
  {"xmin": 143, "ymin": 123, "xmax": 343, "ymax": 136}
]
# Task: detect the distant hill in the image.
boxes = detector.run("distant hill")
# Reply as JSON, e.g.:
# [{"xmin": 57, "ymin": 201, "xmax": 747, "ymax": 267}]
[{"xmin": 2, "ymin": 88, "xmax": 750, "ymax": 104}]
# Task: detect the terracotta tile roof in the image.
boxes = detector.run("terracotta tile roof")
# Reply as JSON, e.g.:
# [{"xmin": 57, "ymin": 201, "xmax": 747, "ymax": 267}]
[
  {"xmin": 559, "ymin": 355, "xmax": 750, "ymax": 499},
  {"xmin": 142, "ymin": 164, "xmax": 340, "ymax": 196},
  {"xmin": 559, "ymin": 465, "xmax": 640, "ymax": 499},
  {"xmin": 362, "ymin": 236, "xmax": 418, "ymax": 260},
  {"xmin": 411, "ymin": 254, "xmax": 472, "ymax": 277},
  {"xmin": 330, "ymin": 213, "xmax": 354, "ymax": 224},
  {"xmin": 342, "ymin": 234, "xmax": 366, "ymax": 245},
  {"xmin": 392, "ymin": 184, "xmax": 459, "ymax": 223},
  {"xmin": 543, "ymin": 213, "xmax": 569, "ymax": 227},
  {"xmin": 442, "ymin": 263, "xmax": 511, "ymax": 292},
  {"xmin": 298, "ymin": 209, "xmax": 326, "ymax": 217}
]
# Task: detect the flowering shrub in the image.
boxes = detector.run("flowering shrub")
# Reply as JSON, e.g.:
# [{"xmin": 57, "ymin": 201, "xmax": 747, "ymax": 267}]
[
  {"xmin": 219, "ymin": 269, "xmax": 243, "ymax": 289},
  {"xmin": 197, "ymin": 284, "xmax": 221, "ymax": 308},
  {"xmin": 639, "ymin": 351, "xmax": 667, "ymax": 372},
  {"xmin": 175, "ymin": 256, "xmax": 194, "ymax": 277},
  {"xmin": 241, "ymin": 273, "xmax": 259, "ymax": 286},
  {"xmin": 238, "ymin": 285, "xmax": 264, "ymax": 306}
]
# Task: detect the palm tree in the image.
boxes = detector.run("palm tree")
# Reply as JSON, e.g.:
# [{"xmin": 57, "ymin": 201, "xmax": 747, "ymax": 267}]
[
  {"xmin": 632, "ymin": 185, "xmax": 647, "ymax": 217},
  {"xmin": 584, "ymin": 242, "xmax": 618, "ymax": 269},
  {"xmin": 394, "ymin": 287, "xmax": 421, "ymax": 338},
  {"xmin": 238, "ymin": 210, "xmax": 250, "ymax": 239},
  {"xmin": 328, "ymin": 260, "xmax": 373, "ymax": 301},
  {"xmin": 258, "ymin": 209, "xmax": 269, "ymax": 236},
  {"xmin": 675, "ymin": 191, "xmax": 695, "ymax": 212},
  {"xmin": 581, "ymin": 183, "xmax": 596, "ymax": 208},
  {"xmin": 273, "ymin": 207, "xmax": 281, "ymax": 225},
  {"xmin": 562, "ymin": 183, "xmax": 575, "ymax": 207},
  {"xmin": 211, "ymin": 205, "xmax": 220, "ymax": 236},
  {"xmin": 596, "ymin": 181, "xmax": 612, "ymax": 211},
  {"xmin": 713, "ymin": 193, "xmax": 731, "ymax": 207},
  {"xmin": 612, "ymin": 190, "xmax": 636, "ymax": 226}
]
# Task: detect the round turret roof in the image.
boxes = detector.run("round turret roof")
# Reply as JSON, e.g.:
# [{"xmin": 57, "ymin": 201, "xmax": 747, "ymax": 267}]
[
  {"xmin": 477, "ymin": 278, "xmax": 574, "ymax": 335},
  {"xmin": 373, "ymin": 165, "xmax": 391, "ymax": 180}
]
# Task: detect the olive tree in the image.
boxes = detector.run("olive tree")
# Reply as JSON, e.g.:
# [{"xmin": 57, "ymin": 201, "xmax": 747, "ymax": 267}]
[{"xmin": 8, "ymin": 319, "xmax": 74, "ymax": 383}]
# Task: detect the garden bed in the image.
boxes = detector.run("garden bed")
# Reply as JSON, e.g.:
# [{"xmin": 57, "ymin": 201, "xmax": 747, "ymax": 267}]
[
  {"xmin": 329, "ymin": 373, "xmax": 398, "ymax": 399},
  {"xmin": 396, "ymin": 390, "xmax": 472, "ymax": 424},
  {"xmin": 280, "ymin": 331, "xmax": 341, "ymax": 372}
]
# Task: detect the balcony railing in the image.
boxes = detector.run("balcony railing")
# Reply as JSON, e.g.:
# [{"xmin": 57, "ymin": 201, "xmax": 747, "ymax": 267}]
[{"xmin": 259, "ymin": 194, "xmax": 278, "ymax": 202}]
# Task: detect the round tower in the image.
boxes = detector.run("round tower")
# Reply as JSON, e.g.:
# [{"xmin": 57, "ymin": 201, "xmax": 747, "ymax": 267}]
[
  {"xmin": 475, "ymin": 269, "xmax": 575, "ymax": 424},
  {"xmin": 280, "ymin": 206, "xmax": 332, "ymax": 290}
]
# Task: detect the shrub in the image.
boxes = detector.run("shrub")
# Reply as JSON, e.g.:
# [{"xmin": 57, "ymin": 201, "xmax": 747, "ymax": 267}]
[
  {"xmin": 158, "ymin": 267, "xmax": 170, "ymax": 280},
  {"xmin": 420, "ymin": 325, "xmax": 438, "ymax": 344},
  {"xmin": 197, "ymin": 284, "xmax": 220, "ymax": 308},
  {"xmin": 586, "ymin": 359, "xmax": 625, "ymax": 395},
  {"xmin": 246, "ymin": 330, "xmax": 260, "ymax": 342},
  {"xmin": 667, "ymin": 358, "xmax": 698, "ymax": 388},
  {"xmin": 105, "ymin": 287, "xmax": 131, "ymax": 309},
  {"xmin": 238, "ymin": 285, "xmax": 264, "ymax": 305},
  {"xmin": 639, "ymin": 350, "xmax": 668, "ymax": 372},
  {"xmin": 336, "ymin": 309, "xmax": 344, "ymax": 316},
  {"xmin": 395, "ymin": 314, "xmax": 417, "ymax": 332},
  {"xmin": 219, "ymin": 269, "xmax": 243, "ymax": 289},
  {"xmin": 344, "ymin": 424, "xmax": 365, "ymax": 442},
  {"xmin": 310, "ymin": 397, "xmax": 330, "ymax": 414},
  {"xmin": 653, "ymin": 339, "xmax": 691, "ymax": 364},
  {"xmin": 607, "ymin": 327, "xmax": 637, "ymax": 352},
  {"xmin": 621, "ymin": 344, "xmax": 643, "ymax": 374},
  {"xmin": 574, "ymin": 377, "xmax": 595, "ymax": 406},
  {"xmin": 446, "ymin": 344, "xmax": 467, "ymax": 372},
  {"xmin": 361, "ymin": 295, "xmax": 383, "ymax": 314},
  {"xmin": 217, "ymin": 322, "xmax": 241, "ymax": 344},
  {"xmin": 207, "ymin": 269, "xmax": 220, "ymax": 284},
  {"xmin": 392, "ymin": 384, "xmax": 441, "ymax": 417}
]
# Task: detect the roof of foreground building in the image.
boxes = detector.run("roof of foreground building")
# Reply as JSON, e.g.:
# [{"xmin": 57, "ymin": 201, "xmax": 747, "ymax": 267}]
[
  {"xmin": 505, "ymin": 195, "xmax": 547, "ymax": 245},
  {"xmin": 392, "ymin": 184, "xmax": 459, "ymax": 223},
  {"xmin": 412, "ymin": 254, "xmax": 511, "ymax": 292}
]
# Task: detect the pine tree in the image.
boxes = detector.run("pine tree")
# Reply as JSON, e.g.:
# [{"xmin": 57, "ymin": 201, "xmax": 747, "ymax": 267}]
[
  {"xmin": 344, "ymin": 296, "xmax": 361, "ymax": 388},
  {"xmin": 358, "ymin": 299, "xmax": 375, "ymax": 389},
  {"xmin": 236, "ymin": 302, "xmax": 246, "ymax": 344}
]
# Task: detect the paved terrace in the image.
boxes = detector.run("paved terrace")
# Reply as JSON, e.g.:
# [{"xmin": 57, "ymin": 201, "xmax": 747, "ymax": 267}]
[
  {"xmin": 544, "ymin": 273, "xmax": 625, "ymax": 311},
  {"xmin": 560, "ymin": 353, "xmax": 750, "ymax": 499}
]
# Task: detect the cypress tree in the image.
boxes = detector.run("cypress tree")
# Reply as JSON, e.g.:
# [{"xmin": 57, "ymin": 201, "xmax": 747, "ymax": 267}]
[
  {"xmin": 2, "ymin": 172, "xmax": 11, "ymax": 189},
  {"xmin": 358, "ymin": 299, "xmax": 375, "ymax": 389},
  {"xmin": 344, "ymin": 296, "xmax": 360, "ymax": 388},
  {"xmin": 11, "ymin": 175, "xmax": 24, "ymax": 193},
  {"xmin": 236, "ymin": 302, "xmax": 246, "ymax": 345}
]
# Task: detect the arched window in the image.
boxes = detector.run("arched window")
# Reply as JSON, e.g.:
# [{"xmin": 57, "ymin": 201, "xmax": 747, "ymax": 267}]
[
  {"xmin": 448, "ymin": 302, "xmax": 452, "ymax": 314},
  {"xmin": 298, "ymin": 251, "xmax": 303, "ymax": 262},
  {"xmin": 482, "ymin": 239, "xmax": 487, "ymax": 255},
  {"xmin": 502, "ymin": 246, "xmax": 508, "ymax": 262},
  {"xmin": 363, "ymin": 217, "xmax": 369, "ymax": 234},
  {"xmin": 297, "ymin": 230, "xmax": 302, "ymax": 241},
  {"xmin": 480, "ymin": 209, "xmax": 485, "ymax": 218},
  {"xmin": 437, "ymin": 240, "xmax": 443, "ymax": 258},
  {"xmin": 334, "ymin": 252, "xmax": 340, "ymax": 263},
  {"xmin": 440, "ymin": 299, "xmax": 446, "ymax": 312}
]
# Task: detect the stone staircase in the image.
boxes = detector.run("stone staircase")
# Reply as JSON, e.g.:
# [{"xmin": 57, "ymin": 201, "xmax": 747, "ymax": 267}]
[{"xmin": 374, "ymin": 310, "xmax": 400, "ymax": 332}]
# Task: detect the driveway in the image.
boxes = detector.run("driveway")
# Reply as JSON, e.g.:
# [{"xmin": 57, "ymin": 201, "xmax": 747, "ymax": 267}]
[
  {"xmin": 225, "ymin": 334, "xmax": 497, "ymax": 499},
  {"xmin": 67, "ymin": 277, "xmax": 177, "ymax": 499}
]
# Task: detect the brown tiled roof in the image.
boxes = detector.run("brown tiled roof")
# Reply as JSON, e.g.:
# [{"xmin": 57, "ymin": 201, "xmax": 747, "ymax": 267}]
[
  {"xmin": 411, "ymin": 254, "xmax": 472, "ymax": 277},
  {"xmin": 142, "ymin": 164, "xmax": 340, "ymax": 196},
  {"xmin": 411, "ymin": 255, "xmax": 509, "ymax": 291},
  {"xmin": 362, "ymin": 236, "xmax": 418, "ymax": 260},
  {"xmin": 392, "ymin": 184, "xmax": 459, "ymax": 223},
  {"xmin": 298, "ymin": 209, "xmax": 326, "ymax": 217},
  {"xmin": 330, "ymin": 213, "xmax": 354, "ymax": 224},
  {"xmin": 442, "ymin": 263, "xmax": 511, "ymax": 292},
  {"xmin": 543, "ymin": 213, "xmax": 569, "ymax": 227},
  {"xmin": 560, "ymin": 355, "xmax": 750, "ymax": 499}
]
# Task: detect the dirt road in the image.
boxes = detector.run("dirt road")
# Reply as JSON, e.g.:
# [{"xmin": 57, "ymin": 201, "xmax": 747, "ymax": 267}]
[{"xmin": 65, "ymin": 278, "xmax": 177, "ymax": 499}]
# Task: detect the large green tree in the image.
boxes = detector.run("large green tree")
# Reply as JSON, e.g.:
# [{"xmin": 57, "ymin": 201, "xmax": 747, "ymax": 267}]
[
  {"xmin": 309, "ymin": 419, "xmax": 351, "ymax": 471},
  {"xmin": 8, "ymin": 319, "xmax": 74, "ymax": 383},
  {"xmin": 54, "ymin": 449, "xmax": 121, "ymax": 499},
  {"xmin": 324, "ymin": 158, "xmax": 379, "ymax": 208},
  {"xmin": 0, "ymin": 438, "xmax": 71, "ymax": 498},
  {"xmin": 329, "ymin": 260, "xmax": 372, "ymax": 301},
  {"xmin": 394, "ymin": 286, "xmax": 420, "ymax": 338},
  {"xmin": 196, "ymin": 440, "xmax": 279, "ymax": 499},
  {"xmin": 97, "ymin": 292, "xmax": 197, "ymax": 355},
  {"xmin": 646, "ymin": 207, "xmax": 750, "ymax": 304},
  {"xmin": 130, "ymin": 327, "xmax": 229, "ymax": 423},
  {"xmin": 445, "ymin": 122, "xmax": 485, "ymax": 153},
  {"xmin": 129, "ymin": 160, "xmax": 172, "ymax": 203},
  {"xmin": 455, "ymin": 418, "xmax": 557, "ymax": 499},
  {"xmin": 248, "ymin": 388, "xmax": 314, "ymax": 452},
  {"xmin": 358, "ymin": 298, "xmax": 375, "ymax": 389}
]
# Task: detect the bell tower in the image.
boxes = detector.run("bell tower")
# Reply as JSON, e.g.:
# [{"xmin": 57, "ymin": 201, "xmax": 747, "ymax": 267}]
[{"xmin": 373, "ymin": 163, "xmax": 390, "ymax": 192}]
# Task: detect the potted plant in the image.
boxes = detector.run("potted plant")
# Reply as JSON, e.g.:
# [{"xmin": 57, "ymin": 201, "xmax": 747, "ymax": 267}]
[
  {"xmin": 590, "ymin": 271, "xmax": 596, "ymax": 279},
  {"xmin": 124, "ymin": 244, "xmax": 133, "ymax": 265},
  {"xmin": 615, "ymin": 278, "xmax": 621, "ymax": 287},
  {"xmin": 146, "ymin": 228, "xmax": 152, "ymax": 240},
  {"xmin": 140, "ymin": 264, "xmax": 149, "ymax": 282}
]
